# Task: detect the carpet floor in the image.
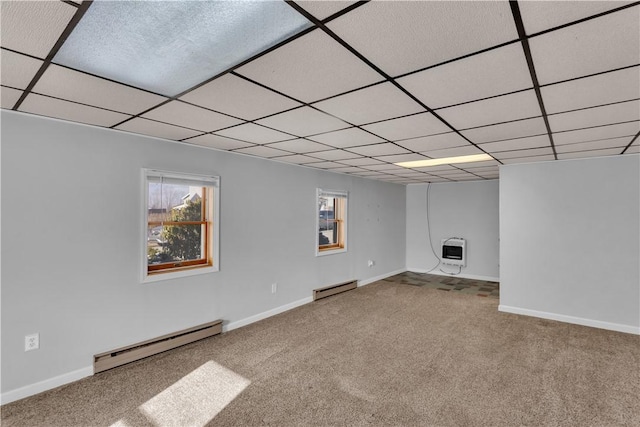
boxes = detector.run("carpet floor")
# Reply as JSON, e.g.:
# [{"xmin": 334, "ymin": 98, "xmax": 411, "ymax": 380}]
[
  {"xmin": 390, "ymin": 271, "xmax": 500, "ymax": 298},
  {"xmin": 2, "ymin": 276, "xmax": 639, "ymax": 426}
]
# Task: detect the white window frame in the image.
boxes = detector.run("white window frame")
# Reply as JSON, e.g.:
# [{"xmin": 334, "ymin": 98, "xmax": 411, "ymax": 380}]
[
  {"xmin": 142, "ymin": 169, "xmax": 220, "ymax": 283},
  {"xmin": 316, "ymin": 188, "xmax": 348, "ymax": 257}
]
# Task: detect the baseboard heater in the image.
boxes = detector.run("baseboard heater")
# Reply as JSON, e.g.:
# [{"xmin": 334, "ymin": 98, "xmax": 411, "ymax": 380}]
[
  {"xmin": 313, "ymin": 280, "xmax": 357, "ymax": 301},
  {"xmin": 93, "ymin": 319, "xmax": 222, "ymax": 374}
]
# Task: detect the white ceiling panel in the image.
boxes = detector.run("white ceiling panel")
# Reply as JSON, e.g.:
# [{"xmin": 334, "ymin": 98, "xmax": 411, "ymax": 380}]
[
  {"xmin": 185, "ymin": 134, "xmax": 255, "ymax": 151},
  {"xmin": 233, "ymin": 145, "xmax": 291, "ymax": 159},
  {"xmin": 257, "ymin": 107, "xmax": 348, "ymax": 137},
  {"xmin": 20, "ymin": 93, "xmax": 130, "ymax": 127},
  {"xmin": 492, "ymin": 147, "xmax": 555, "ymax": 159},
  {"xmin": 331, "ymin": 166, "xmax": 366, "ymax": 174},
  {"xmin": 501, "ymin": 154, "xmax": 556, "ymax": 164},
  {"xmin": 461, "ymin": 117, "xmax": 548, "ymax": 144},
  {"xmin": 1, "ymin": 86, "xmax": 22, "ymax": 109},
  {"xmin": 347, "ymin": 143, "xmax": 410, "ymax": 157},
  {"xmin": 307, "ymin": 127, "xmax": 384, "ymax": 148},
  {"xmin": 458, "ymin": 162, "xmax": 500, "ymax": 171},
  {"xmin": 373, "ymin": 153, "xmax": 428, "ymax": 164},
  {"xmin": 306, "ymin": 161, "xmax": 347, "ymax": 169},
  {"xmin": 541, "ymin": 66, "xmax": 640, "ymax": 114},
  {"xmin": 141, "ymin": 101, "xmax": 242, "ymax": 132},
  {"xmin": 1, "ymin": 50, "xmax": 43, "ymax": 89},
  {"xmin": 115, "ymin": 118, "xmax": 201, "ymax": 141},
  {"xmin": 624, "ymin": 144, "xmax": 639, "ymax": 154},
  {"xmin": 437, "ymin": 90, "xmax": 541, "ymax": 130},
  {"xmin": 313, "ymin": 82, "xmax": 422, "ymax": 125},
  {"xmin": 519, "ymin": 1, "xmax": 634, "ymax": 35},
  {"xmin": 420, "ymin": 145, "xmax": 485, "ymax": 159},
  {"xmin": 530, "ymin": 7, "xmax": 640, "ymax": 85},
  {"xmin": 395, "ymin": 132, "xmax": 470, "ymax": 152},
  {"xmin": 555, "ymin": 136, "xmax": 633, "ymax": 153},
  {"xmin": 266, "ymin": 138, "xmax": 331, "ymax": 153},
  {"xmin": 480, "ymin": 134, "xmax": 552, "ymax": 152},
  {"xmin": 558, "ymin": 147, "xmax": 625, "ymax": 160},
  {"xmin": 272, "ymin": 154, "xmax": 321, "ymax": 164},
  {"xmin": 337, "ymin": 157, "xmax": 384, "ymax": 166},
  {"xmin": 553, "ymin": 121, "xmax": 640, "ymax": 145},
  {"xmin": 362, "ymin": 164, "xmax": 408, "ymax": 172},
  {"xmin": 362, "ymin": 113, "xmax": 450, "ymax": 141},
  {"xmin": 308, "ymin": 149, "xmax": 361, "ymax": 161},
  {"xmin": 327, "ymin": 1, "xmax": 518, "ymax": 77},
  {"xmin": 0, "ymin": 1, "xmax": 76, "ymax": 58},
  {"xmin": 179, "ymin": 74, "xmax": 301, "ymax": 120},
  {"xmin": 236, "ymin": 29, "xmax": 383, "ymax": 103},
  {"xmin": 215, "ymin": 123, "xmax": 293, "ymax": 144},
  {"xmin": 548, "ymin": 100, "xmax": 640, "ymax": 133},
  {"xmin": 33, "ymin": 65, "xmax": 168, "ymax": 115},
  {"xmin": 397, "ymin": 43, "xmax": 532, "ymax": 109},
  {"xmin": 297, "ymin": 1, "xmax": 357, "ymax": 21}
]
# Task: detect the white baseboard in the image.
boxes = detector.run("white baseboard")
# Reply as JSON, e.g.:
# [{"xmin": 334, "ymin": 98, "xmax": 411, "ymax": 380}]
[
  {"xmin": 1, "ymin": 365, "xmax": 93, "ymax": 405},
  {"xmin": 406, "ymin": 267, "xmax": 499, "ymax": 283},
  {"xmin": 224, "ymin": 296, "xmax": 314, "ymax": 333},
  {"xmin": 358, "ymin": 268, "xmax": 407, "ymax": 287},
  {"xmin": 498, "ymin": 305, "xmax": 640, "ymax": 335}
]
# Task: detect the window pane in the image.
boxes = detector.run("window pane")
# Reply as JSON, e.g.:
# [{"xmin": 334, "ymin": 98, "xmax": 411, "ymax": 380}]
[
  {"xmin": 147, "ymin": 224, "xmax": 204, "ymax": 265},
  {"xmin": 149, "ymin": 183, "xmax": 204, "ymax": 222},
  {"xmin": 319, "ymin": 226, "xmax": 339, "ymax": 246}
]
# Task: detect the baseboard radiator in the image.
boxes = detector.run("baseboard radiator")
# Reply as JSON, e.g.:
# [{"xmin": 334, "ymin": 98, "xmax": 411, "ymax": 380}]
[
  {"xmin": 313, "ymin": 280, "xmax": 358, "ymax": 301},
  {"xmin": 93, "ymin": 319, "xmax": 223, "ymax": 374}
]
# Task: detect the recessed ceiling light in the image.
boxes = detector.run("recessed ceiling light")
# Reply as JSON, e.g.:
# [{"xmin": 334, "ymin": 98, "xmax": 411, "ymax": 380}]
[
  {"xmin": 395, "ymin": 153, "xmax": 493, "ymax": 168},
  {"xmin": 54, "ymin": 1, "xmax": 312, "ymax": 96}
]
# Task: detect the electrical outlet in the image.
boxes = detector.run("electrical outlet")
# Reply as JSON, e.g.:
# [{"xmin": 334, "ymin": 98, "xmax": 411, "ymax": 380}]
[
  {"xmin": 25, "ymin": 333, "xmax": 39, "ymax": 352},
  {"xmin": 271, "ymin": 283, "xmax": 277, "ymax": 294},
  {"xmin": 367, "ymin": 260, "xmax": 375, "ymax": 267}
]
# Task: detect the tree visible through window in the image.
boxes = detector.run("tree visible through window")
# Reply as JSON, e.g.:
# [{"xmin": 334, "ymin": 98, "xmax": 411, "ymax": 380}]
[{"xmin": 317, "ymin": 189, "xmax": 348, "ymax": 255}]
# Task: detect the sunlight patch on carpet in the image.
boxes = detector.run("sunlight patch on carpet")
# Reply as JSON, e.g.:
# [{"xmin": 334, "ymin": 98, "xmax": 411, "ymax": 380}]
[{"xmin": 128, "ymin": 361, "xmax": 250, "ymax": 426}]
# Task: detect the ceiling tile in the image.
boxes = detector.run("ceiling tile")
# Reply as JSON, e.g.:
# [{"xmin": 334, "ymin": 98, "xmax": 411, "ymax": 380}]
[
  {"xmin": 458, "ymin": 162, "xmax": 501, "ymax": 170},
  {"xmin": 271, "ymin": 154, "xmax": 319, "ymax": 164},
  {"xmin": 141, "ymin": 101, "xmax": 242, "ymax": 132},
  {"xmin": 313, "ymin": 82, "xmax": 422, "ymax": 125},
  {"xmin": 1, "ymin": 50, "xmax": 43, "ymax": 89},
  {"xmin": 115, "ymin": 118, "xmax": 201, "ymax": 141},
  {"xmin": 555, "ymin": 136, "xmax": 633, "ymax": 153},
  {"xmin": 297, "ymin": 1, "xmax": 357, "ymax": 20},
  {"xmin": 266, "ymin": 138, "xmax": 331, "ymax": 153},
  {"xmin": 257, "ymin": 107, "xmax": 348, "ymax": 137},
  {"xmin": 530, "ymin": 7, "xmax": 640, "ymax": 85},
  {"xmin": 362, "ymin": 164, "xmax": 408, "ymax": 172},
  {"xmin": 501, "ymin": 155, "xmax": 556, "ymax": 164},
  {"xmin": 307, "ymin": 127, "xmax": 384, "ymax": 148},
  {"xmin": 236, "ymin": 29, "xmax": 383, "ymax": 103},
  {"xmin": 480, "ymin": 134, "xmax": 551, "ymax": 152},
  {"xmin": 519, "ymin": 1, "xmax": 634, "ymax": 35},
  {"xmin": 420, "ymin": 145, "xmax": 485, "ymax": 159},
  {"xmin": 33, "ymin": 65, "xmax": 168, "ymax": 115},
  {"xmin": 0, "ymin": 1, "xmax": 76, "ymax": 58},
  {"xmin": 185, "ymin": 134, "xmax": 254, "ymax": 151},
  {"xmin": 362, "ymin": 113, "xmax": 450, "ymax": 141},
  {"xmin": 337, "ymin": 157, "xmax": 384, "ymax": 166},
  {"xmin": 327, "ymin": 1, "xmax": 518, "ymax": 77},
  {"xmin": 541, "ymin": 66, "xmax": 640, "ymax": 114},
  {"xmin": 180, "ymin": 74, "xmax": 301, "ymax": 121},
  {"xmin": 233, "ymin": 145, "xmax": 291, "ymax": 159},
  {"xmin": 624, "ymin": 144, "xmax": 639, "ymax": 154},
  {"xmin": 437, "ymin": 90, "xmax": 541, "ymax": 130},
  {"xmin": 308, "ymin": 149, "xmax": 361, "ymax": 161},
  {"xmin": 413, "ymin": 165, "xmax": 458, "ymax": 173},
  {"xmin": 347, "ymin": 143, "xmax": 410, "ymax": 157},
  {"xmin": 548, "ymin": 100, "xmax": 640, "ymax": 133},
  {"xmin": 331, "ymin": 166, "xmax": 366, "ymax": 174},
  {"xmin": 19, "ymin": 93, "xmax": 130, "ymax": 127},
  {"xmin": 215, "ymin": 123, "xmax": 293, "ymax": 144},
  {"xmin": 461, "ymin": 117, "xmax": 548, "ymax": 144},
  {"xmin": 350, "ymin": 170, "xmax": 386, "ymax": 176},
  {"xmin": 557, "ymin": 147, "xmax": 625, "ymax": 160},
  {"xmin": 493, "ymin": 147, "xmax": 555, "ymax": 159},
  {"xmin": 1, "ymin": 86, "xmax": 22, "ymax": 109},
  {"xmin": 395, "ymin": 132, "xmax": 470, "ymax": 152},
  {"xmin": 553, "ymin": 121, "xmax": 640, "ymax": 145},
  {"xmin": 373, "ymin": 153, "xmax": 428, "ymax": 164},
  {"xmin": 305, "ymin": 161, "xmax": 347, "ymax": 169},
  {"xmin": 397, "ymin": 43, "xmax": 532, "ymax": 109}
]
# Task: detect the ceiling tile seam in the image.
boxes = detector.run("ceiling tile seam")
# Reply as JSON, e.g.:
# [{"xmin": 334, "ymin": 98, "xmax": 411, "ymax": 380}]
[
  {"xmin": 11, "ymin": 0, "xmax": 93, "ymax": 111},
  {"xmin": 488, "ymin": 146, "xmax": 551, "ymax": 154},
  {"xmin": 309, "ymin": 80, "xmax": 387, "ymax": 105},
  {"xmin": 509, "ymin": 0, "xmax": 558, "ymax": 160},
  {"xmin": 527, "ymin": 2, "xmax": 640, "ymax": 39},
  {"xmin": 261, "ymin": 140, "xmax": 342, "ymax": 153},
  {"xmin": 562, "ymin": 145, "xmax": 633, "ymax": 155},
  {"xmin": 24, "ymin": 90, "xmax": 136, "ymax": 116},
  {"xmin": 458, "ymin": 114, "xmax": 543, "ymax": 132},
  {"xmin": 621, "ymin": 131, "xmax": 640, "ymax": 154},
  {"xmin": 552, "ymin": 119, "xmax": 640, "ymax": 135},
  {"xmin": 319, "ymin": 0, "xmax": 370, "ymax": 25},
  {"xmin": 173, "ymin": 99, "xmax": 248, "ymax": 122},
  {"xmin": 539, "ymin": 63, "xmax": 640, "ymax": 89},
  {"xmin": 432, "ymin": 87, "xmax": 535, "ymax": 111},
  {"xmin": 60, "ymin": 0, "xmax": 80, "ymax": 8},
  {"xmin": 546, "ymin": 98, "xmax": 640, "ymax": 117},
  {"xmin": 1, "ymin": 84, "xmax": 22, "ymax": 92},
  {"xmin": 557, "ymin": 135, "xmax": 637, "ymax": 149},
  {"xmin": 0, "ymin": 46, "xmax": 46, "ymax": 62}
]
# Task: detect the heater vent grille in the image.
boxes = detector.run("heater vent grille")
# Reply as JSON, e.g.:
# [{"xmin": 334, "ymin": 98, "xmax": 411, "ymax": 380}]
[{"xmin": 313, "ymin": 280, "xmax": 357, "ymax": 301}]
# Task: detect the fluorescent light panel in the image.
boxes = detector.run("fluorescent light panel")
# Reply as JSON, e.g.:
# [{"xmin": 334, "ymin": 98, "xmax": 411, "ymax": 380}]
[
  {"xmin": 54, "ymin": 1, "xmax": 312, "ymax": 96},
  {"xmin": 395, "ymin": 153, "xmax": 493, "ymax": 168}
]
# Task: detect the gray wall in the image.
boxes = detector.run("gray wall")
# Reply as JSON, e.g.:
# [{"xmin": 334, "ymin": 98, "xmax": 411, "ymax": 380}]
[
  {"xmin": 405, "ymin": 181, "xmax": 500, "ymax": 280},
  {"xmin": 1, "ymin": 111, "xmax": 406, "ymax": 395},
  {"xmin": 499, "ymin": 155, "xmax": 640, "ymax": 333}
]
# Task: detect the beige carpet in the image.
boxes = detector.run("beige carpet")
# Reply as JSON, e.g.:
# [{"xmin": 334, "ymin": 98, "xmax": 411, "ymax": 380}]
[{"xmin": 2, "ymin": 276, "xmax": 639, "ymax": 426}]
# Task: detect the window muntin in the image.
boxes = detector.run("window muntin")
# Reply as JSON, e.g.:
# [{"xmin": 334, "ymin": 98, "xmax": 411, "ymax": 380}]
[
  {"xmin": 144, "ymin": 170, "xmax": 219, "ymax": 280},
  {"xmin": 317, "ymin": 189, "xmax": 347, "ymax": 255}
]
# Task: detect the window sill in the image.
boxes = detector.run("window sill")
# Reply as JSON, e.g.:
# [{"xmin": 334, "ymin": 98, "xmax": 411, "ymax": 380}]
[
  {"xmin": 142, "ymin": 265, "xmax": 218, "ymax": 283},
  {"xmin": 316, "ymin": 247, "xmax": 347, "ymax": 257}
]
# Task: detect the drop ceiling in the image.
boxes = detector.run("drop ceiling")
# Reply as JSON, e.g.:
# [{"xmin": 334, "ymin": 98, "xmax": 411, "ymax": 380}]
[{"xmin": 1, "ymin": 0, "xmax": 638, "ymax": 185}]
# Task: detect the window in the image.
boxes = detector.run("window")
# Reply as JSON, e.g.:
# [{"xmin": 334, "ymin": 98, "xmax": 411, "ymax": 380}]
[
  {"xmin": 316, "ymin": 189, "xmax": 348, "ymax": 256},
  {"xmin": 143, "ymin": 169, "xmax": 219, "ymax": 282}
]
